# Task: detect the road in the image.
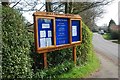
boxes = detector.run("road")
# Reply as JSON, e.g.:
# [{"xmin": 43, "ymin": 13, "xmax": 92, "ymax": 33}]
[{"xmin": 90, "ymin": 33, "xmax": 119, "ymax": 78}]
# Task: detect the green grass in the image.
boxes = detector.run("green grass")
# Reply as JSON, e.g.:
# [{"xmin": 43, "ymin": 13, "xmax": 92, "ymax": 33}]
[
  {"xmin": 103, "ymin": 33, "xmax": 120, "ymax": 44},
  {"xmin": 58, "ymin": 52, "xmax": 100, "ymax": 78},
  {"xmin": 103, "ymin": 33, "xmax": 111, "ymax": 40}
]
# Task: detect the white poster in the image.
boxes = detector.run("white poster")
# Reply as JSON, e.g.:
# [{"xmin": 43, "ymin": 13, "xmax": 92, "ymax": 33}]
[
  {"xmin": 48, "ymin": 30, "xmax": 52, "ymax": 37},
  {"xmin": 46, "ymin": 38, "xmax": 52, "ymax": 47},
  {"xmin": 40, "ymin": 38, "xmax": 46, "ymax": 48},
  {"xmin": 40, "ymin": 30, "xmax": 46, "ymax": 38},
  {"xmin": 42, "ymin": 24, "xmax": 50, "ymax": 28},
  {"xmin": 72, "ymin": 26, "xmax": 77, "ymax": 36}
]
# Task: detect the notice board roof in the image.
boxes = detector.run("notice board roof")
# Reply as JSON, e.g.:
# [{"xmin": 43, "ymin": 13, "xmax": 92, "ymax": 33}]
[{"xmin": 33, "ymin": 12, "xmax": 81, "ymax": 19}]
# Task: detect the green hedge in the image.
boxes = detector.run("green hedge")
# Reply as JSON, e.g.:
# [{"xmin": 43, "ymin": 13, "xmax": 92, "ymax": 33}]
[
  {"xmin": 2, "ymin": 7, "xmax": 33, "ymax": 78},
  {"xmin": 76, "ymin": 22, "xmax": 93, "ymax": 65},
  {"xmin": 110, "ymin": 30, "xmax": 120, "ymax": 39}
]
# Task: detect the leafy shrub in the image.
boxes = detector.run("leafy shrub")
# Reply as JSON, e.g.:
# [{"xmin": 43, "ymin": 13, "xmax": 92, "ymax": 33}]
[
  {"xmin": 76, "ymin": 22, "xmax": 93, "ymax": 65},
  {"xmin": 33, "ymin": 61, "xmax": 74, "ymax": 79},
  {"xmin": 47, "ymin": 48, "xmax": 72, "ymax": 67},
  {"xmin": 2, "ymin": 7, "xmax": 33, "ymax": 78},
  {"xmin": 103, "ymin": 33, "xmax": 112, "ymax": 40},
  {"xmin": 110, "ymin": 30, "xmax": 120, "ymax": 39}
]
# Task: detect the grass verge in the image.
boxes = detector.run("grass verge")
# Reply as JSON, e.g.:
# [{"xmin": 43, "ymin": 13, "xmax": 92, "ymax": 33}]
[
  {"xmin": 58, "ymin": 51, "xmax": 100, "ymax": 78},
  {"xmin": 103, "ymin": 33, "xmax": 120, "ymax": 44},
  {"xmin": 102, "ymin": 33, "xmax": 111, "ymax": 40}
]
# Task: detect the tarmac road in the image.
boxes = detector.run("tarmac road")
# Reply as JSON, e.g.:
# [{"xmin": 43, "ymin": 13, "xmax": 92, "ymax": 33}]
[{"xmin": 89, "ymin": 33, "xmax": 119, "ymax": 78}]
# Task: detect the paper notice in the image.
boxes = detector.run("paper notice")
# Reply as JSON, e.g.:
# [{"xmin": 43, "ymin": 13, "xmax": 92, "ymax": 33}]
[
  {"xmin": 40, "ymin": 38, "xmax": 46, "ymax": 48},
  {"xmin": 46, "ymin": 38, "xmax": 52, "ymax": 47},
  {"xmin": 48, "ymin": 30, "xmax": 52, "ymax": 37},
  {"xmin": 40, "ymin": 30, "xmax": 46, "ymax": 38},
  {"xmin": 72, "ymin": 26, "xmax": 77, "ymax": 36},
  {"xmin": 42, "ymin": 24, "xmax": 50, "ymax": 28}
]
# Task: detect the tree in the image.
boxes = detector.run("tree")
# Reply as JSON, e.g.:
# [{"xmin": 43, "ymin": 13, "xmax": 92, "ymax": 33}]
[
  {"xmin": 108, "ymin": 19, "xmax": 116, "ymax": 32},
  {"xmin": 45, "ymin": 0, "xmax": 52, "ymax": 12},
  {"xmin": 7, "ymin": 0, "xmax": 113, "ymax": 30}
]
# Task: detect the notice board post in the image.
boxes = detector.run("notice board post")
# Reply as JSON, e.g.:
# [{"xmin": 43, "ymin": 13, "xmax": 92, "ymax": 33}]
[
  {"xmin": 73, "ymin": 46, "xmax": 76, "ymax": 65},
  {"xmin": 43, "ymin": 53, "xmax": 47, "ymax": 68},
  {"xmin": 33, "ymin": 12, "xmax": 82, "ymax": 68}
]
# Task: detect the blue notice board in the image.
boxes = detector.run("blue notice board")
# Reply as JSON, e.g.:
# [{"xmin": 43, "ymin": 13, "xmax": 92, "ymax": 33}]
[
  {"xmin": 38, "ymin": 18, "xmax": 53, "ymax": 48},
  {"xmin": 72, "ymin": 20, "xmax": 80, "ymax": 42},
  {"xmin": 56, "ymin": 18, "xmax": 69, "ymax": 45}
]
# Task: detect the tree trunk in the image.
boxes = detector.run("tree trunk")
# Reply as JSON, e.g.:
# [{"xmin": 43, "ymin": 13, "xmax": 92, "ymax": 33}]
[
  {"xmin": 69, "ymin": 2, "xmax": 72, "ymax": 13},
  {"xmin": 45, "ymin": 1, "xmax": 52, "ymax": 12},
  {"xmin": 65, "ymin": 2, "xmax": 68, "ymax": 13}
]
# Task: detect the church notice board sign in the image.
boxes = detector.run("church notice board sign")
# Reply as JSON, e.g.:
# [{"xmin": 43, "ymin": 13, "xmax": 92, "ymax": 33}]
[{"xmin": 33, "ymin": 12, "xmax": 82, "ymax": 53}]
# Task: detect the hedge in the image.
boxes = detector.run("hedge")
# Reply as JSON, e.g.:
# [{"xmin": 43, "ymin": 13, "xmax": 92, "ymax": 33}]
[{"xmin": 2, "ymin": 7, "xmax": 33, "ymax": 78}]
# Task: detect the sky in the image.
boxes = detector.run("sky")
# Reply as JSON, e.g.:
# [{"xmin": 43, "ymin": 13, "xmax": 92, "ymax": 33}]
[
  {"xmin": 9, "ymin": 0, "xmax": 120, "ymax": 26},
  {"xmin": 96, "ymin": 0, "xmax": 119, "ymax": 26}
]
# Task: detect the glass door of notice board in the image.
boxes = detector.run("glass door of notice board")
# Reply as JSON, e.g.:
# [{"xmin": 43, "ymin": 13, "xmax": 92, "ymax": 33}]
[
  {"xmin": 71, "ymin": 20, "xmax": 81, "ymax": 42},
  {"xmin": 37, "ymin": 18, "xmax": 54, "ymax": 48}
]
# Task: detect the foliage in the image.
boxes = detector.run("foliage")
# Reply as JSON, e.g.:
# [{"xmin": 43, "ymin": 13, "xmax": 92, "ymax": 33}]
[
  {"xmin": 47, "ymin": 48, "xmax": 72, "ymax": 67},
  {"xmin": 2, "ymin": 7, "xmax": 33, "ymax": 78},
  {"xmin": 30, "ymin": 22, "xmax": 94, "ymax": 78},
  {"xmin": 110, "ymin": 30, "xmax": 120, "ymax": 39},
  {"xmin": 58, "ymin": 51, "xmax": 100, "ymax": 78},
  {"xmin": 108, "ymin": 19, "xmax": 116, "ymax": 32},
  {"xmin": 76, "ymin": 22, "xmax": 93, "ymax": 65},
  {"xmin": 108, "ymin": 19, "xmax": 116, "ymax": 27},
  {"xmin": 103, "ymin": 33, "xmax": 112, "ymax": 40},
  {"xmin": 103, "ymin": 31, "xmax": 119, "ymax": 40},
  {"xmin": 33, "ymin": 61, "xmax": 74, "ymax": 79},
  {"xmin": 2, "ymin": 6, "xmax": 95, "ymax": 78},
  {"xmin": 104, "ymin": 19, "xmax": 119, "ymax": 40}
]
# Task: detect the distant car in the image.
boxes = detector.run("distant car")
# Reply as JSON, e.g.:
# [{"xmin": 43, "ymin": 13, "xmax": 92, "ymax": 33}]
[{"xmin": 98, "ymin": 30, "xmax": 104, "ymax": 35}]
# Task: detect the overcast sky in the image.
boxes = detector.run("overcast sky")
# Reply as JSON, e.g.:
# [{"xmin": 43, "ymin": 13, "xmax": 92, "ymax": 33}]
[
  {"xmin": 15, "ymin": 0, "xmax": 119, "ymax": 26},
  {"xmin": 96, "ymin": 0, "xmax": 119, "ymax": 26}
]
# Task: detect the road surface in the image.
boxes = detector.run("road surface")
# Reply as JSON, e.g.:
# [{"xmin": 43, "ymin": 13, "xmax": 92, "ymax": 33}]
[{"xmin": 90, "ymin": 33, "xmax": 119, "ymax": 78}]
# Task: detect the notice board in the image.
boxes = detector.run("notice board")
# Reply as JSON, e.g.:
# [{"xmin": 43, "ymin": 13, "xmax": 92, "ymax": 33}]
[{"xmin": 33, "ymin": 12, "xmax": 82, "ymax": 53}]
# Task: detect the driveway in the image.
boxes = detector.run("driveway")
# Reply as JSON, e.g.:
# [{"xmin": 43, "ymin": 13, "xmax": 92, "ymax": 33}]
[{"xmin": 89, "ymin": 33, "xmax": 119, "ymax": 78}]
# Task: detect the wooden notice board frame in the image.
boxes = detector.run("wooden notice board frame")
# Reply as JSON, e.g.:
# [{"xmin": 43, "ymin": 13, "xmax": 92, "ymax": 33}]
[
  {"xmin": 71, "ymin": 19, "xmax": 82, "ymax": 44},
  {"xmin": 33, "ymin": 12, "xmax": 82, "ymax": 53}
]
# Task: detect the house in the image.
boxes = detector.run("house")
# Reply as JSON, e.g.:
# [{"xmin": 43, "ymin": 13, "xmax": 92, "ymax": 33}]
[{"xmin": 110, "ymin": 25, "xmax": 120, "ymax": 31}]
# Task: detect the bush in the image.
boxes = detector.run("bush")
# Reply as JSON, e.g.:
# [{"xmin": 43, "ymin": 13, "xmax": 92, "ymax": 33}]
[
  {"xmin": 76, "ymin": 22, "xmax": 93, "ymax": 65},
  {"xmin": 103, "ymin": 33, "xmax": 112, "ymax": 40},
  {"xmin": 2, "ymin": 7, "xmax": 33, "ymax": 78},
  {"xmin": 33, "ymin": 61, "xmax": 74, "ymax": 78},
  {"xmin": 110, "ymin": 30, "xmax": 120, "ymax": 39}
]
